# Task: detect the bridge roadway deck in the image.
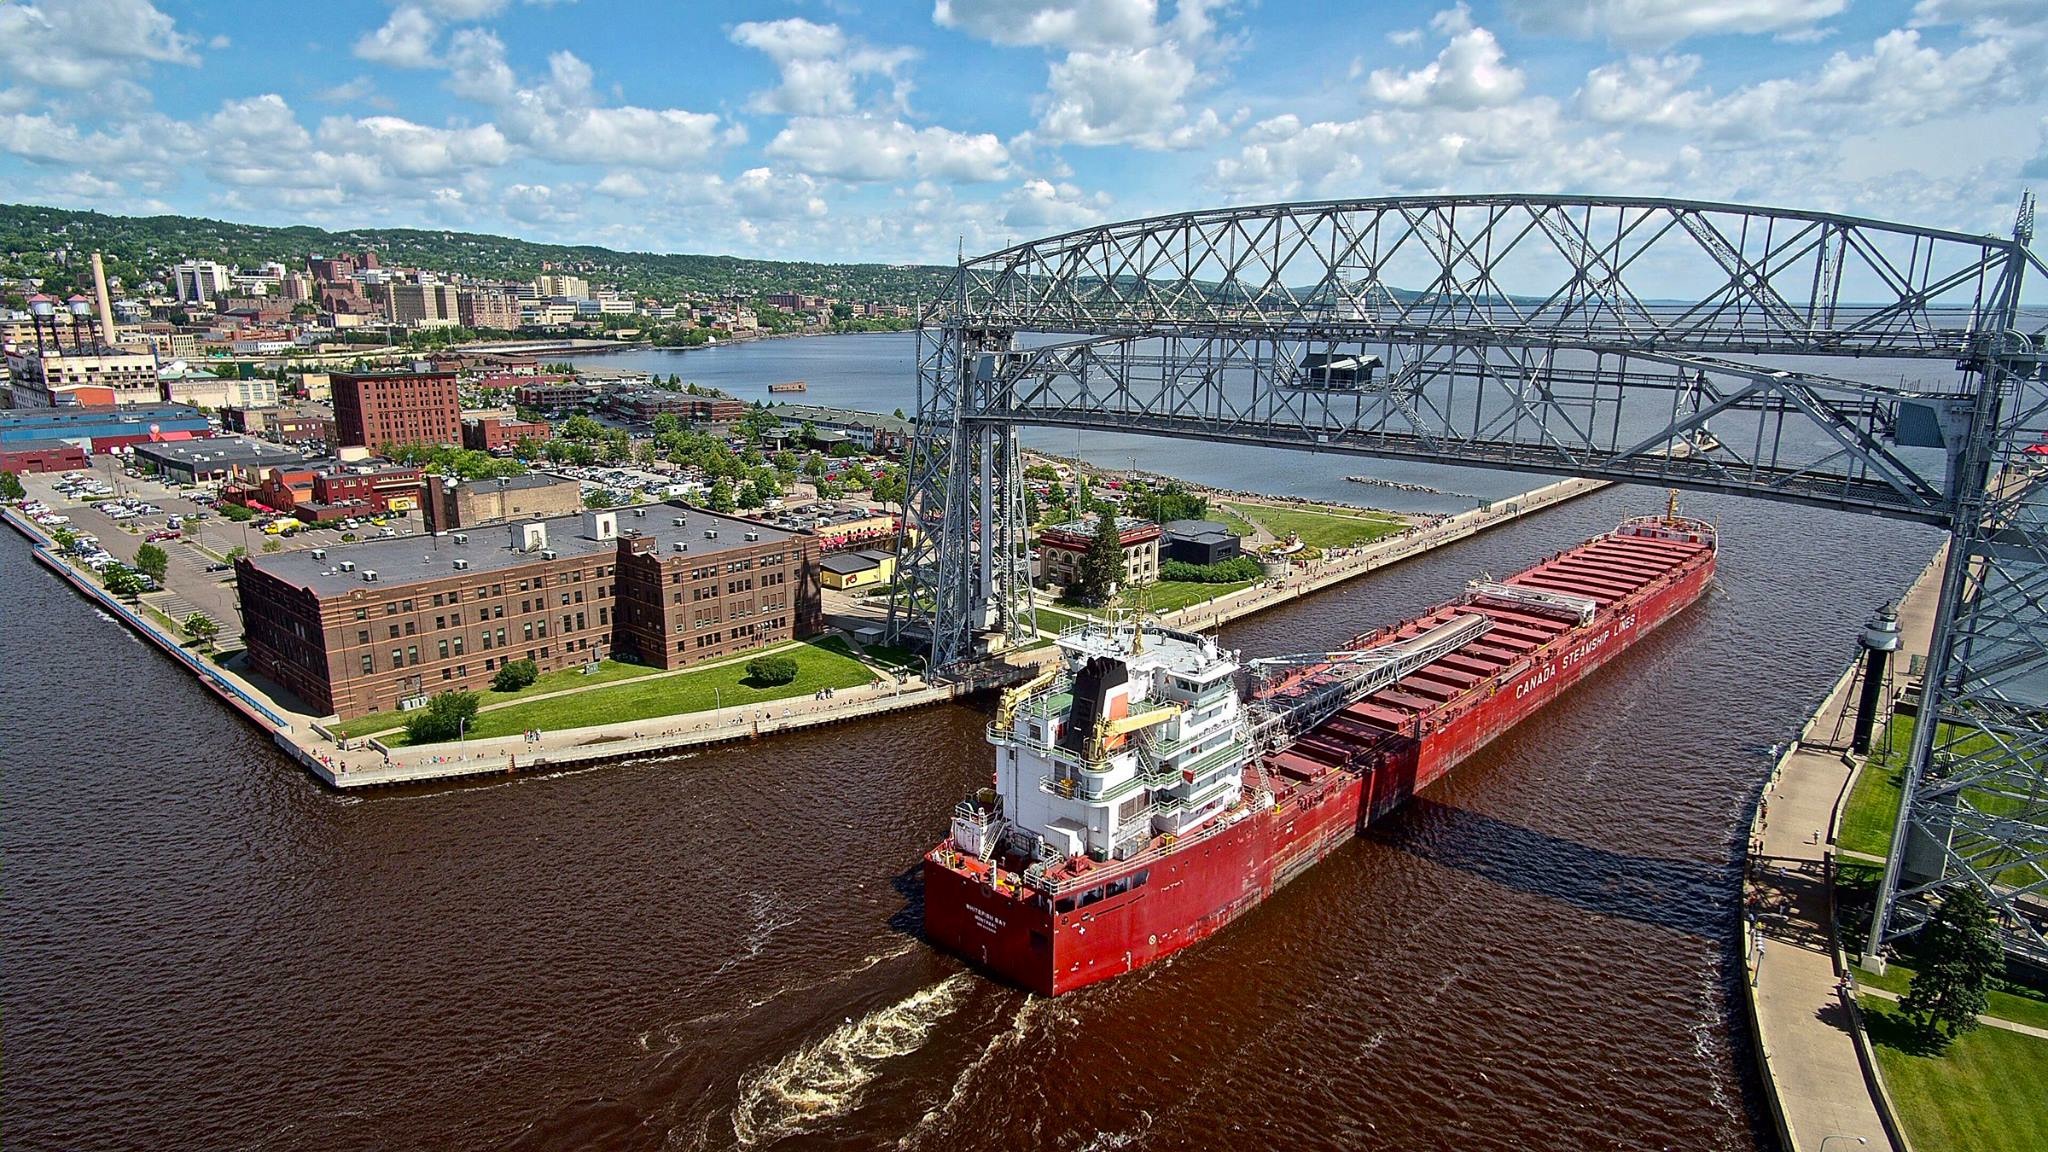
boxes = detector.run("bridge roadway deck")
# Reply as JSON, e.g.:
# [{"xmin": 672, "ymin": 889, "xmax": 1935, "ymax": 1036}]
[{"xmin": 1743, "ymin": 550, "xmax": 1943, "ymax": 1152}]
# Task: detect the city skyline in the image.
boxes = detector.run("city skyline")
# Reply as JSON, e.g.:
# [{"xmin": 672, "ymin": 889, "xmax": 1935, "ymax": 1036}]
[{"xmin": 0, "ymin": 0, "xmax": 2042, "ymax": 264}]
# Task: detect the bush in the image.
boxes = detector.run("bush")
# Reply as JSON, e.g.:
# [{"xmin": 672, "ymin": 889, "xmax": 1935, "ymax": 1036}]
[
  {"xmin": 220, "ymin": 503, "xmax": 255, "ymax": 522},
  {"xmin": 405, "ymin": 691, "xmax": 480, "ymax": 743},
  {"xmin": 1160, "ymin": 555, "xmax": 1265, "ymax": 583},
  {"xmin": 744, "ymin": 654, "xmax": 799, "ymax": 686},
  {"xmin": 492, "ymin": 658, "xmax": 538, "ymax": 692}
]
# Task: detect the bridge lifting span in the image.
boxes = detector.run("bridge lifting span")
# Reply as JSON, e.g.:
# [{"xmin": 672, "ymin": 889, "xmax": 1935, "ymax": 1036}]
[{"xmin": 886, "ymin": 193, "xmax": 2048, "ymax": 962}]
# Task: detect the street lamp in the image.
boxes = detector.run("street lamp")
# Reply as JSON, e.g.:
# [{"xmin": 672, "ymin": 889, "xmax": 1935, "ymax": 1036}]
[
  {"xmin": 459, "ymin": 713, "xmax": 467, "ymax": 756},
  {"xmin": 1819, "ymin": 1137, "xmax": 1868, "ymax": 1152}
]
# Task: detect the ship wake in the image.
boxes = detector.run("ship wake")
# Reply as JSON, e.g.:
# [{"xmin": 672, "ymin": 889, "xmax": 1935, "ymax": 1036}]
[{"xmin": 730, "ymin": 974, "xmax": 970, "ymax": 1147}]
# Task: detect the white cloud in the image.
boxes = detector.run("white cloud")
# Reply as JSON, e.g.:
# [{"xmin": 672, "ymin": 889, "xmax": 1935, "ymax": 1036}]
[
  {"xmin": 933, "ymin": 0, "xmax": 1162, "ymax": 51},
  {"xmin": 1369, "ymin": 6, "xmax": 1527, "ymax": 110},
  {"xmin": 730, "ymin": 18, "xmax": 917, "ymax": 116},
  {"xmin": 0, "ymin": 0, "xmax": 198, "ymax": 89},
  {"xmin": 1001, "ymin": 177, "xmax": 1111, "ymax": 231},
  {"xmin": 316, "ymin": 115, "xmax": 511, "ymax": 176},
  {"xmin": 593, "ymin": 171, "xmax": 649, "ymax": 198},
  {"xmin": 356, "ymin": 6, "xmax": 443, "ymax": 69},
  {"xmin": 443, "ymin": 35, "xmax": 737, "ymax": 169},
  {"xmin": 1507, "ymin": 0, "xmax": 1848, "ymax": 47},
  {"xmin": 730, "ymin": 167, "xmax": 829, "ymax": 219},
  {"xmin": 766, "ymin": 116, "xmax": 1010, "ymax": 182},
  {"xmin": 1578, "ymin": 29, "xmax": 2025, "ymax": 142}
]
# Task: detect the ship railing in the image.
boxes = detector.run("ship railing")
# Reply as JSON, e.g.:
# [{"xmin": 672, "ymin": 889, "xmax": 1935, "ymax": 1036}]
[
  {"xmin": 1038, "ymin": 770, "xmax": 1148, "ymax": 806},
  {"xmin": 1018, "ymin": 801, "xmax": 1246, "ymax": 896}
]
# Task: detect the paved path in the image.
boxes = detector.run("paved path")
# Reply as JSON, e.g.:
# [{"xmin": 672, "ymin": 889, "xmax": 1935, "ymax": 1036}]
[
  {"xmin": 1855, "ymin": 985, "xmax": 2048, "ymax": 1041},
  {"xmin": 1745, "ymin": 551, "xmax": 1943, "ymax": 1152}
]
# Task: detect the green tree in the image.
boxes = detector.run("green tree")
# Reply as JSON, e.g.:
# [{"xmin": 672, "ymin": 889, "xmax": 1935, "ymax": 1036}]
[
  {"xmin": 103, "ymin": 564, "xmax": 146, "ymax": 598},
  {"xmin": 651, "ymin": 412, "xmax": 682, "ymax": 437},
  {"xmin": 404, "ymin": 690, "xmax": 480, "ymax": 743},
  {"xmin": 584, "ymin": 488, "xmax": 618, "ymax": 509},
  {"xmin": 709, "ymin": 477, "xmax": 736, "ymax": 513},
  {"xmin": 182, "ymin": 612, "xmax": 220, "ymax": 650},
  {"xmin": 1132, "ymin": 480, "xmax": 1207, "ymax": 524},
  {"xmin": 561, "ymin": 413, "xmax": 606, "ymax": 441},
  {"xmin": 1072, "ymin": 513, "xmax": 1126, "ymax": 605},
  {"xmin": 224, "ymin": 545, "xmax": 248, "ymax": 563},
  {"xmin": 220, "ymin": 502, "xmax": 255, "ymax": 522},
  {"xmin": 1901, "ymin": 885, "xmax": 2002, "ymax": 1047},
  {"xmin": 491, "ymin": 657, "xmax": 539, "ymax": 692},
  {"xmin": 738, "ymin": 479, "xmax": 766, "ymax": 509},
  {"xmin": 50, "ymin": 526, "xmax": 78, "ymax": 552},
  {"xmin": 744, "ymin": 654, "xmax": 798, "ymax": 686},
  {"xmin": 134, "ymin": 542, "xmax": 169, "ymax": 581},
  {"xmin": 0, "ymin": 470, "xmax": 24, "ymax": 501}
]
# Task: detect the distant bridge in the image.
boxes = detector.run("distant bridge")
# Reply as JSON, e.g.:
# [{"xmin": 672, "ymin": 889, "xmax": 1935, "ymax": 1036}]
[{"xmin": 886, "ymin": 193, "xmax": 2048, "ymax": 961}]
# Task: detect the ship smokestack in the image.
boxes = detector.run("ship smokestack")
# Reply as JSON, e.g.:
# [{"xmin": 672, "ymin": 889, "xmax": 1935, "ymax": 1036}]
[
  {"xmin": 91, "ymin": 251, "xmax": 116, "ymax": 345},
  {"xmin": 1852, "ymin": 601, "xmax": 1902, "ymax": 754}
]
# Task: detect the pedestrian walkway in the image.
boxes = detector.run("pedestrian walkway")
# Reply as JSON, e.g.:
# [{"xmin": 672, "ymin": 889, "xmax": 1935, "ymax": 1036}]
[
  {"xmin": 1745, "ymin": 550, "xmax": 1943, "ymax": 1152},
  {"xmin": 1855, "ymin": 985, "xmax": 2048, "ymax": 1041}
]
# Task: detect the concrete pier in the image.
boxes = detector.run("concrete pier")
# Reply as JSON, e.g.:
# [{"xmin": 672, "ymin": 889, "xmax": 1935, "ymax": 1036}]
[{"xmin": 1741, "ymin": 549, "xmax": 1944, "ymax": 1152}]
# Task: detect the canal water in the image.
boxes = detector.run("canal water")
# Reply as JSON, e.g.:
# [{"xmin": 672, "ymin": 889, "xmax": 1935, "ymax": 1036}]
[{"xmin": 2, "ymin": 335, "xmax": 1948, "ymax": 1150}]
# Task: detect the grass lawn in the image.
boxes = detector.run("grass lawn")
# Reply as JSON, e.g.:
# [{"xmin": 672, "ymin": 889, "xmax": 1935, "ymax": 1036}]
[
  {"xmin": 1861, "ymin": 998, "xmax": 2048, "ymax": 1152},
  {"xmin": 1222, "ymin": 501, "xmax": 1406, "ymax": 550},
  {"xmin": 397, "ymin": 640, "xmax": 875, "ymax": 744},
  {"xmin": 333, "ymin": 657, "xmax": 664, "ymax": 737},
  {"xmin": 1211, "ymin": 505, "xmax": 1258, "ymax": 538},
  {"xmin": 1033, "ymin": 606, "xmax": 1096, "ymax": 634},
  {"xmin": 1121, "ymin": 578, "xmax": 1257, "ymax": 614},
  {"xmin": 1839, "ymin": 717, "xmax": 1912, "ymax": 857},
  {"xmin": 1856, "ymin": 964, "xmax": 2048, "ymax": 1033}
]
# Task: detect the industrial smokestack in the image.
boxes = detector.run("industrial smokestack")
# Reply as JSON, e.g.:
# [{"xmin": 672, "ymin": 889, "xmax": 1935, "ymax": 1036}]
[{"xmin": 91, "ymin": 251, "xmax": 116, "ymax": 345}]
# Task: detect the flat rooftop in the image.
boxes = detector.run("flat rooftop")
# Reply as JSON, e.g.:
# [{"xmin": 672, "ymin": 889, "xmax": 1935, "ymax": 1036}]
[
  {"xmin": 134, "ymin": 435, "xmax": 314, "ymax": 468},
  {"xmin": 245, "ymin": 501, "xmax": 801, "ymax": 597},
  {"xmin": 440, "ymin": 472, "xmax": 580, "ymax": 494}
]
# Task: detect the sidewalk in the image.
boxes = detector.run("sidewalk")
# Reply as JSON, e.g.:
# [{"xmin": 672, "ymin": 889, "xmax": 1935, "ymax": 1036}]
[{"xmin": 1744, "ymin": 550, "xmax": 1944, "ymax": 1152}]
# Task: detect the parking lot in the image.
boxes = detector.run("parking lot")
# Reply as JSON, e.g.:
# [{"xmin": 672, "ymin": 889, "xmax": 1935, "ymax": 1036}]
[{"xmin": 18, "ymin": 455, "xmax": 426, "ymax": 647}]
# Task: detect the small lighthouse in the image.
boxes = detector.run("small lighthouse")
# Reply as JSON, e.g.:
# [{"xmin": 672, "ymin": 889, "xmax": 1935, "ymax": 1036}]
[{"xmin": 1852, "ymin": 601, "xmax": 1902, "ymax": 754}]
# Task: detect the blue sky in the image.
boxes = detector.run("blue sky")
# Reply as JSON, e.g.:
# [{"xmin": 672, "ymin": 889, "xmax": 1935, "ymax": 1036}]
[{"xmin": 0, "ymin": 0, "xmax": 2042, "ymax": 263}]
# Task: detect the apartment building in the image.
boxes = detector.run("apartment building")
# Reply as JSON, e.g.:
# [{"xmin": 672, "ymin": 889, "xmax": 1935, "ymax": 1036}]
[{"xmin": 332, "ymin": 368, "xmax": 461, "ymax": 449}]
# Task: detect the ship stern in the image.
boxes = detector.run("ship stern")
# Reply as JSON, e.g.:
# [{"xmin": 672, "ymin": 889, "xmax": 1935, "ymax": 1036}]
[{"xmin": 922, "ymin": 852, "xmax": 1057, "ymax": 996}]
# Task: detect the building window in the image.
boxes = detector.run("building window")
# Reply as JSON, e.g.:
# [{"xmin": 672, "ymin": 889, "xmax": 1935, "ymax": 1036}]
[
  {"xmin": 358, "ymin": 630, "xmax": 369, "ymax": 645},
  {"xmin": 361, "ymin": 653, "xmax": 375, "ymax": 674},
  {"xmin": 354, "ymin": 608, "xmax": 368, "ymax": 621}
]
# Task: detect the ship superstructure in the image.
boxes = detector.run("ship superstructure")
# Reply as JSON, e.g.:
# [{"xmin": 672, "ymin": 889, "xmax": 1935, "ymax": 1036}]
[{"xmin": 927, "ymin": 502, "xmax": 1719, "ymax": 995}]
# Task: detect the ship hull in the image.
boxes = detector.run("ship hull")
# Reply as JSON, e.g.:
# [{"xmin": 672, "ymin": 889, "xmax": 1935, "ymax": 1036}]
[{"xmin": 926, "ymin": 527, "xmax": 1716, "ymax": 995}]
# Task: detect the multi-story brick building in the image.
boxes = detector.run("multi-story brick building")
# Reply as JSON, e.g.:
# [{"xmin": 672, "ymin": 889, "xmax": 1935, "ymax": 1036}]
[
  {"xmin": 601, "ymin": 389, "xmax": 748, "ymax": 425},
  {"xmin": 514, "ymin": 379, "xmax": 600, "ymax": 411},
  {"xmin": 420, "ymin": 473, "xmax": 583, "ymax": 533},
  {"xmin": 251, "ymin": 463, "xmax": 425, "ymax": 521},
  {"xmin": 611, "ymin": 511, "xmax": 823, "ymax": 670},
  {"xmin": 1036, "ymin": 514, "xmax": 1163, "ymax": 589},
  {"xmin": 461, "ymin": 415, "xmax": 552, "ymax": 453},
  {"xmin": 332, "ymin": 368, "xmax": 461, "ymax": 450},
  {"xmin": 457, "ymin": 289, "xmax": 520, "ymax": 330},
  {"xmin": 237, "ymin": 504, "xmax": 820, "ymax": 718}
]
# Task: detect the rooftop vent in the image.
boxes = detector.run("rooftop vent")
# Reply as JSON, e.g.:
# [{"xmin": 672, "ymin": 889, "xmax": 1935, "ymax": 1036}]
[
  {"xmin": 672, "ymin": 541, "xmax": 689, "ymax": 553},
  {"xmin": 540, "ymin": 548, "xmax": 557, "ymax": 560},
  {"xmin": 311, "ymin": 548, "xmax": 327, "ymax": 560},
  {"xmin": 362, "ymin": 570, "xmax": 379, "ymax": 582},
  {"xmin": 453, "ymin": 558, "xmax": 469, "ymax": 570},
  {"xmin": 704, "ymin": 529, "xmax": 718, "ymax": 539},
  {"xmin": 744, "ymin": 531, "xmax": 759, "ymax": 541},
  {"xmin": 672, "ymin": 516, "xmax": 686, "ymax": 527},
  {"xmin": 452, "ymin": 532, "xmax": 468, "ymax": 545},
  {"xmin": 340, "ymin": 560, "xmax": 356, "ymax": 572}
]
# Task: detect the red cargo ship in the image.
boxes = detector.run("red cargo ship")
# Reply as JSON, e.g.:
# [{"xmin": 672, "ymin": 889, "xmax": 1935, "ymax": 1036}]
[{"xmin": 925, "ymin": 499, "xmax": 1718, "ymax": 995}]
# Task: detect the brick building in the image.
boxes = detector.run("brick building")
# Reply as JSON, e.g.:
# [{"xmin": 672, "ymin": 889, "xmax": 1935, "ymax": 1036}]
[
  {"xmin": 237, "ymin": 504, "xmax": 820, "ymax": 717},
  {"xmin": 601, "ymin": 389, "xmax": 748, "ymax": 424},
  {"xmin": 514, "ymin": 379, "xmax": 600, "ymax": 411},
  {"xmin": 0, "ymin": 439, "xmax": 89, "ymax": 474},
  {"xmin": 332, "ymin": 368, "xmax": 461, "ymax": 450},
  {"xmin": 462, "ymin": 415, "xmax": 552, "ymax": 453},
  {"xmin": 1036, "ymin": 515, "xmax": 1163, "ymax": 589},
  {"xmin": 421, "ymin": 473, "xmax": 583, "ymax": 533},
  {"xmin": 253, "ymin": 463, "xmax": 425, "ymax": 521}
]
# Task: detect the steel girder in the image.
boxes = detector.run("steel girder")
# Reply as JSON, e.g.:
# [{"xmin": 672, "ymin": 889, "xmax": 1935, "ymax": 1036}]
[{"xmin": 886, "ymin": 193, "xmax": 2048, "ymax": 958}]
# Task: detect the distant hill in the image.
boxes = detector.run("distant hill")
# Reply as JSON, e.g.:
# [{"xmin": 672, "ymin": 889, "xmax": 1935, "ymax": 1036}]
[{"xmin": 0, "ymin": 203, "xmax": 953, "ymax": 304}]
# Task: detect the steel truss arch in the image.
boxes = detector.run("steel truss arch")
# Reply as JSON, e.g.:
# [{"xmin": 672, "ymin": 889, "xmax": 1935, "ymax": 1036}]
[{"xmin": 887, "ymin": 192, "xmax": 2048, "ymax": 961}]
